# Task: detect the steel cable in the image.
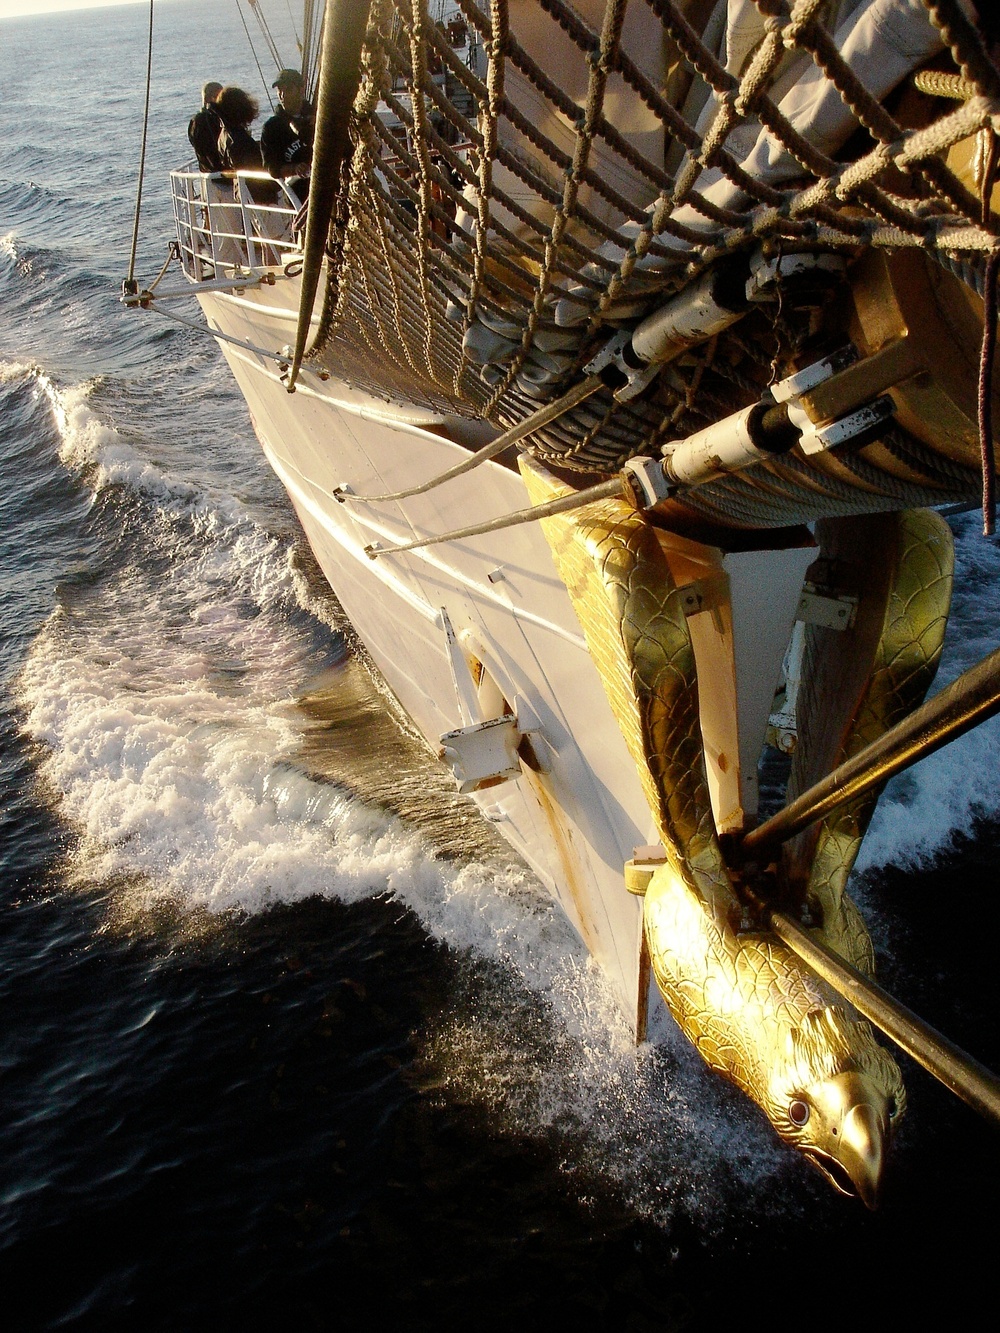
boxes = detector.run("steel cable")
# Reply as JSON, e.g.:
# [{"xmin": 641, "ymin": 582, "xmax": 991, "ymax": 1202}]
[{"xmin": 125, "ymin": 0, "xmax": 155, "ymax": 290}]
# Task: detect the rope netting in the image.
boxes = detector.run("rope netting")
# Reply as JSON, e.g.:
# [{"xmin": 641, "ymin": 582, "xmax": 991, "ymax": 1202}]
[{"xmin": 310, "ymin": 0, "xmax": 1000, "ymax": 524}]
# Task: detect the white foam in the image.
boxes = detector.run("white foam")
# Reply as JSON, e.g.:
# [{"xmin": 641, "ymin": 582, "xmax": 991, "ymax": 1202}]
[
  {"xmin": 18, "ymin": 479, "xmax": 793, "ymax": 1226},
  {"xmin": 0, "ymin": 230, "xmax": 28, "ymax": 273},
  {"xmin": 0, "ymin": 356, "xmax": 36, "ymax": 385},
  {"xmin": 16, "ymin": 366, "xmax": 337, "ymax": 629}
]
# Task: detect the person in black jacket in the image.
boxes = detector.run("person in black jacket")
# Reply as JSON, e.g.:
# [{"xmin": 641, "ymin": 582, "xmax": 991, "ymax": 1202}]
[
  {"xmin": 261, "ymin": 69, "xmax": 313, "ymax": 204},
  {"xmin": 216, "ymin": 85, "xmax": 282, "ymax": 252},
  {"xmin": 215, "ymin": 86, "xmax": 264, "ymax": 175},
  {"xmin": 188, "ymin": 82, "xmax": 224, "ymax": 171}
]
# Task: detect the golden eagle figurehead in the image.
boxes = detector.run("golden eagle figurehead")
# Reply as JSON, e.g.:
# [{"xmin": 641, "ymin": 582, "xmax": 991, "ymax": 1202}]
[{"xmin": 764, "ymin": 1006, "xmax": 906, "ymax": 1208}]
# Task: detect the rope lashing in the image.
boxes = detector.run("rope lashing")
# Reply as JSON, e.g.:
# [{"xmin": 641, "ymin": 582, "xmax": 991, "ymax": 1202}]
[
  {"xmin": 363, "ymin": 476, "xmax": 624, "ymax": 559},
  {"xmin": 143, "ymin": 246, "xmax": 177, "ymax": 299},
  {"xmin": 335, "ymin": 374, "xmax": 603, "ymax": 505},
  {"xmin": 913, "ymin": 69, "xmax": 979, "ymax": 101}
]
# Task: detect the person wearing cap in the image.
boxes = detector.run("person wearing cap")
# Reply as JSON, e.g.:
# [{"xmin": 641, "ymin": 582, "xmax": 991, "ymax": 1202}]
[
  {"xmin": 188, "ymin": 82, "xmax": 224, "ymax": 172},
  {"xmin": 261, "ymin": 69, "xmax": 314, "ymax": 204}
]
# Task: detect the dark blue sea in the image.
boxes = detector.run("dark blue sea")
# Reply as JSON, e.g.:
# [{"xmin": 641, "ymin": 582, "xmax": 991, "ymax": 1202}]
[{"xmin": 1, "ymin": 1, "xmax": 999, "ymax": 1328}]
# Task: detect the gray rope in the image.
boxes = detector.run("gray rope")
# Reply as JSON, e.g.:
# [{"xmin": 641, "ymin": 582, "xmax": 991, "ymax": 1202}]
[
  {"xmin": 143, "ymin": 299, "xmax": 292, "ymax": 363},
  {"xmin": 364, "ymin": 475, "xmax": 624, "ymax": 558},
  {"xmin": 125, "ymin": 0, "xmax": 155, "ymax": 289},
  {"xmin": 287, "ymin": 0, "xmax": 374, "ymax": 389},
  {"xmin": 235, "ymin": 0, "xmax": 276, "ymax": 110},
  {"xmin": 337, "ymin": 374, "xmax": 603, "ymax": 505}
]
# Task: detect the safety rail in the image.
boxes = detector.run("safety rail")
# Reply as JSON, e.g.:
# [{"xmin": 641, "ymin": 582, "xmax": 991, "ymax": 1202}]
[{"xmin": 169, "ymin": 165, "xmax": 304, "ymax": 280}]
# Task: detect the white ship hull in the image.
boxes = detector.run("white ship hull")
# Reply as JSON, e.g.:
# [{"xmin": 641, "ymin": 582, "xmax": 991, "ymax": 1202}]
[{"xmin": 201, "ymin": 283, "xmax": 656, "ymax": 1023}]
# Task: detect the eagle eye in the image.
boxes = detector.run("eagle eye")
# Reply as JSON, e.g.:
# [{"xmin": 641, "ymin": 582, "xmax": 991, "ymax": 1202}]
[{"xmin": 789, "ymin": 1098, "xmax": 810, "ymax": 1127}]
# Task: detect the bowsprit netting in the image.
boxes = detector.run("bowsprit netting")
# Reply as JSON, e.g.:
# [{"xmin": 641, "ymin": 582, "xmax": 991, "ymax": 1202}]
[{"xmin": 308, "ymin": 0, "xmax": 1000, "ymax": 524}]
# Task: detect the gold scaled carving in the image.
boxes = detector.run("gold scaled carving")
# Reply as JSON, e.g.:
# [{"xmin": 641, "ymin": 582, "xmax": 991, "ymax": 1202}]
[
  {"xmin": 520, "ymin": 456, "xmax": 906, "ymax": 1205},
  {"xmin": 785, "ymin": 510, "xmax": 954, "ymax": 976}
]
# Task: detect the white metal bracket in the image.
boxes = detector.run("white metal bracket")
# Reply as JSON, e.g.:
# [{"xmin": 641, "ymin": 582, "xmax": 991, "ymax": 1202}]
[
  {"xmin": 621, "ymin": 455, "xmax": 673, "ymax": 509},
  {"xmin": 438, "ymin": 716, "xmax": 523, "ymax": 794},
  {"xmin": 437, "ymin": 610, "xmax": 525, "ymax": 792},
  {"xmin": 796, "ymin": 586, "xmax": 858, "ymax": 631}
]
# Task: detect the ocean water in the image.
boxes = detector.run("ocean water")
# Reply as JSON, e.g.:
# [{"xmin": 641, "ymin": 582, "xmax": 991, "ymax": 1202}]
[{"xmin": 1, "ymin": 1, "xmax": 999, "ymax": 1328}]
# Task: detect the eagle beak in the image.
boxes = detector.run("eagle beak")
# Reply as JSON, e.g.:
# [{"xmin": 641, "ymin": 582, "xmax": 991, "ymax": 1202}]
[
  {"xmin": 798, "ymin": 1072, "xmax": 891, "ymax": 1208},
  {"xmin": 838, "ymin": 1102, "xmax": 884, "ymax": 1211},
  {"xmin": 805, "ymin": 1101, "xmax": 886, "ymax": 1208}
]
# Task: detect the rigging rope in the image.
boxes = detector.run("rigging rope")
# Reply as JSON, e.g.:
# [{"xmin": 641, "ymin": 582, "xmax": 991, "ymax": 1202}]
[
  {"xmin": 978, "ymin": 245, "xmax": 999, "ymax": 536},
  {"xmin": 364, "ymin": 475, "xmax": 624, "ymax": 558},
  {"xmin": 231, "ymin": 0, "xmax": 1000, "ymax": 531},
  {"xmin": 284, "ymin": 0, "xmax": 303, "ymax": 57},
  {"xmin": 235, "ymin": 0, "xmax": 276, "ymax": 110},
  {"xmin": 336, "ymin": 374, "xmax": 603, "ymax": 504},
  {"xmin": 302, "ymin": 0, "xmax": 324, "ymax": 96},
  {"xmin": 247, "ymin": 0, "xmax": 284, "ymax": 70},
  {"xmin": 124, "ymin": 0, "xmax": 155, "ymax": 292},
  {"xmin": 287, "ymin": 0, "xmax": 374, "ymax": 390}
]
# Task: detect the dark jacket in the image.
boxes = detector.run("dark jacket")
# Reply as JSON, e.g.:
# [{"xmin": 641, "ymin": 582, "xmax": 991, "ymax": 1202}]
[
  {"xmin": 218, "ymin": 123, "xmax": 262, "ymax": 172},
  {"xmin": 188, "ymin": 104, "xmax": 223, "ymax": 172},
  {"xmin": 260, "ymin": 101, "xmax": 314, "ymax": 179},
  {"xmin": 218, "ymin": 124, "xmax": 278, "ymax": 206}
]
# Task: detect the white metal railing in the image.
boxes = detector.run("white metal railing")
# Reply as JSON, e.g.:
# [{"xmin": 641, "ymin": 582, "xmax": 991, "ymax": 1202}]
[{"xmin": 170, "ymin": 164, "xmax": 304, "ymax": 280}]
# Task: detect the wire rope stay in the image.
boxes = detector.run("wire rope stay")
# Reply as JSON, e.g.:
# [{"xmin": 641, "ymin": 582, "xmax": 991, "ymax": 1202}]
[
  {"xmin": 140, "ymin": 298, "xmax": 296, "ymax": 365},
  {"xmin": 124, "ymin": 0, "xmax": 155, "ymax": 293},
  {"xmin": 235, "ymin": 0, "xmax": 276, "ymax": 109},
  {"xmin": 335, "ymin": 374, "xmax": 603, "ymax": 505},
  {"xmin": 246, "ymin": 0, "xmax": 284, "ymax": 70},
  {"xmin": 363, "ymin": 475, "xmax": 624, "ymax": 558}
]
